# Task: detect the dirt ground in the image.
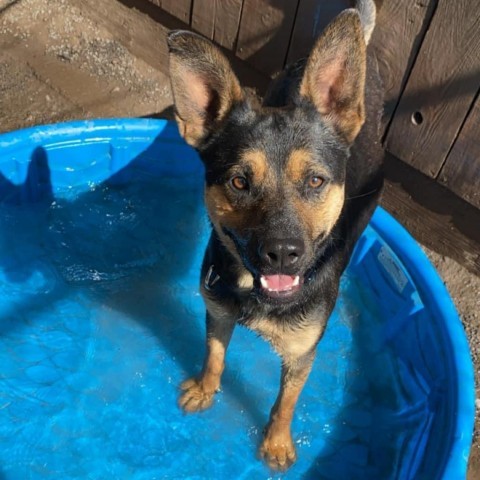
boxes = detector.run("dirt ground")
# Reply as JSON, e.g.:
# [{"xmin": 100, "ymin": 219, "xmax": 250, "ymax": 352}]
[{"xmin": 1, "ymin": 0, "xmax": 479, "ymax": 477}]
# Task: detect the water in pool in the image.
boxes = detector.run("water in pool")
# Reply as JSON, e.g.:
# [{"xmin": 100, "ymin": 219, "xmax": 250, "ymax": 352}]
[{"xmin": 0, "ymin": 164, "xmax": 429, "ymax": 479}]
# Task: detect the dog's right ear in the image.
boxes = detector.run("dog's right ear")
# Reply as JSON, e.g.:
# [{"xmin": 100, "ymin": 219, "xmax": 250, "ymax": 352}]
[{"xmin": 167, "ymin": 31, "xmax": 244, "ymax": 148}]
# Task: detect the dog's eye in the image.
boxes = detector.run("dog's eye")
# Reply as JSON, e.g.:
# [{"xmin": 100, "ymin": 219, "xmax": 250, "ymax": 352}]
[
  {"xmin": 308, "ymin": 175, "xmax": 324, "ymax": 189},
  {"xmin": 230, "ymin": 176, "xmax": 249, "ymax": 191}
]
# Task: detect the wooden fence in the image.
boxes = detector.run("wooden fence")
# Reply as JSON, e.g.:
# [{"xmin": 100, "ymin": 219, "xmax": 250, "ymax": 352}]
[{"xmin": 146, "ymin": 0, "xmax": 480, "ymax": 209}]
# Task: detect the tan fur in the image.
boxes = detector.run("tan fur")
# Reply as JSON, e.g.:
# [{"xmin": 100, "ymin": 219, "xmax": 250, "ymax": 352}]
[
  {"xmin": 204, "ymin": 184, "xmax": 247, "ymax": 265},
  {"xmin": 204, "ymin": 337, "xmax": 226, "ymax": 380},
  {"xmin": 237, "ymin": 268, "xmax": 254, "ymax": 289},
  {"xmin": 294, "ymin": 183, "xmax": 345, "ymax": 240},
  {"xmin": 178, "ymin": 337, "xmax": 226, "ymax": 412},
  {"xmin": 260, "ymin": 417, "xmax": 297, "ymax": 469},
  {"xmin": 259, "ymin": 345, "xmax": 315, "ymax": 469},
  {"xmin": 204, "ymin": 184, "xmax": 236, "ymax": 219},
  {"xmin": 241, "ymin": 149, "xmax": 268, "ymax": 184},
  {"xmin": 248, "ymin": 318, "xmax": 322, "ymax": 362},
  {"xmin": 285, "ymin": 149, "xmax": 329, "ymax": 184}
]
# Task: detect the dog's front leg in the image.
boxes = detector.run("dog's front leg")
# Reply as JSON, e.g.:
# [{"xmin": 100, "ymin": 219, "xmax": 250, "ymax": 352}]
[
  {"xmin": 260, "ymin": 348, "xmax": 316, "ymax": 470},
  {"xmin": 179, "ymin": 311, "xmax": 236, "ymax": 413}
]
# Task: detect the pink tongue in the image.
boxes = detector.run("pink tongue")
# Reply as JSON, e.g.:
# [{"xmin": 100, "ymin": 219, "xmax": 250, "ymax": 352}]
[{"xmin": 261, "ymin": 275, "xmax": 296, "ymax": 292}]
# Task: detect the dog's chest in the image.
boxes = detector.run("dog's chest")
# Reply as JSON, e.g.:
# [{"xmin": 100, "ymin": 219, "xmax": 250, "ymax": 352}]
[{"xmin": 243, "ymin": 315, "xmax": 322, "ymax": 361}]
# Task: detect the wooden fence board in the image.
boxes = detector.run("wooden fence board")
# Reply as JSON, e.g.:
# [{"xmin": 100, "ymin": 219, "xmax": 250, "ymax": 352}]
[
  {"xmin": 438, "ymin": 93, "xmax": 480, "ymax": 209},
  {"xmin": 191, "ymin": 0, "xmax": 216, "ymax": 39},
  {"xmin": 191, "ymin": 0, "xmax": 244, "ymax": 50},
  {"xmin": 286, "ymin": 0, "xmax": 348, "ymax": 65},
  {"xmin": 384, "ymin": 0, "xmax": 480, "ymax": 178},
  {"xmin": 213, "ymin": 0, "xmax": 243, "ymax": 50},
  {"xmin": 370, "ymin": 0, "xmax": 438, "ymax": 132},
  {"xmin": 161, "ymin": 0, "xmax": 191, "ymax": 24},
  {"xmin": 235, "ymin": 0, "xmax": 299, "ymax": 76}
]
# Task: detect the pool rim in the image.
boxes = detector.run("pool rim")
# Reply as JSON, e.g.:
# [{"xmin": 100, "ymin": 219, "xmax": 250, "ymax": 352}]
[{"xmin": 0, "ymin": 118, "xmax": 475, "ymax": 478}]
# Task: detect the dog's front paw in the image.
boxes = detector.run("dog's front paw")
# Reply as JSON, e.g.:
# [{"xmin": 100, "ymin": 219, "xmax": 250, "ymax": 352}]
[
  {"xmin": 259, "ymin": 429, "xmax": 297, "ymax": 471},
  {"xmin": 178, "ymin": 378, "xmax": 217, "ymax": 412}
]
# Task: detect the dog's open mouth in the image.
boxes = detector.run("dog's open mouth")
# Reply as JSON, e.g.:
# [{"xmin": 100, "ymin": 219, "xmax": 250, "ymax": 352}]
[{"xmin": 259, "ymin": 274, "xmax": 303, "ymax": 298}]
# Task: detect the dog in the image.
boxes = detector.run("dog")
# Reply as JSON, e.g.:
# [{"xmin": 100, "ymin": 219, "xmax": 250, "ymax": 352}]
[{"xmin": 167, "ymin": 0, "xmax": 383, "ymax": 470}]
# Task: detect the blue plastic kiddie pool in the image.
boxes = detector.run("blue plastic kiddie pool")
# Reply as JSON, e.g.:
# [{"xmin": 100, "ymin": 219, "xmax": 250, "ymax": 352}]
[{"xmin": 0, "ymin": 119, "xmax": 474, "ymax": 479}]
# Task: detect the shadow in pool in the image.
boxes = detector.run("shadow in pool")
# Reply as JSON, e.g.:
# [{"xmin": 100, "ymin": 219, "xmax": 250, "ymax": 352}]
[
  {"xmin": 0, "ymin": 147, "xmax": 54, "ymax": 282},
  {"xmin": 0, "ymin": 147, "xmax": 71, "ymax": 337},
  {"xmin": 301, "ymin": 279, "xmax": 441, "ymax": 480},
  {"xmin": 0, "ymin": 132, "xmax": 265, "ymax": 429},
  {"xmin": 300, "ymin": 309, "xmax": 393, "ymax": 480}
]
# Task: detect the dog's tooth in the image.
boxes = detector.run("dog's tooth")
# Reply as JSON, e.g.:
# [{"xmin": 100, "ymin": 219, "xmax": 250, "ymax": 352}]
[
  {"xmin": 260, "ymin": 276, "xmax": 269, "ymax": 289},
  {"xmin": 292, "ymin": 276, "xmax": 299, "ymax": 287}
]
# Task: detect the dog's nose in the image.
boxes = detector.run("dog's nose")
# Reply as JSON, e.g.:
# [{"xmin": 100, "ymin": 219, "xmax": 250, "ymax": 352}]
[{"xmin": 259, "ymin": 238, "xmax": 305, "ymax": 270}]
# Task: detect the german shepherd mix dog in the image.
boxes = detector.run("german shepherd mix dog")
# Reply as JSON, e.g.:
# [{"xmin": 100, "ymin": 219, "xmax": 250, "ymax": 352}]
[{"xmin": 167, "ymin": 0, "xmax": 383, "ymax": 470}]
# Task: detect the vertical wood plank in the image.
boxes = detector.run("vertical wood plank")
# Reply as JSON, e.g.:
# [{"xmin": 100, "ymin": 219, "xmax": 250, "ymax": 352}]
[
  {"xmin": 438, "ymin": 93, "xmax": 480, "ymax": 208},
  {"xmin": 370, "ymin": 0, "xmax": 438, "ymax": 131},
  {"xmin": 286, "ymin": 0, "xmax": 439, "ymax": 134},
  {"xmin": 191, "ymin": 0, "xmax": 216, "ymax": 39},
  {"xmin": 161, "ymin": 0, "xmax": 192, "ymax": 24},
  {"xmin": 235, "ymin": 0, "xmax": 299, "ymax": 76},
  {"xmin": 286, "ymin": 0, "xmax": 348, "ymax": 65},
  {"xmin": 213, "ymin": 0, "xmax": 243, "ymax": 50},
  {"xmin": 384, "ymin": 0, "xmax": 480, "ymax": 178},
  {"xmin": 190, "ymin": 0, "xmax": 244, "ymax": 51}
]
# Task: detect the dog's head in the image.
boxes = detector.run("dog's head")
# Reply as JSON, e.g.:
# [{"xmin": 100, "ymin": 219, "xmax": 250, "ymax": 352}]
[{"xmin": 167, "ymin": 10, "xmax": 367, "ymax": 304}]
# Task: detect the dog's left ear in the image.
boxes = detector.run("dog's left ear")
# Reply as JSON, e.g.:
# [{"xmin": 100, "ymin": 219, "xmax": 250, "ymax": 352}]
[
  {"xmin": 299, "ymin": 9, "xmax": 367, "ymax": 144},
  {"xmin": 167, "ymin": 30, "xmax": 244, "ymax": 148}
]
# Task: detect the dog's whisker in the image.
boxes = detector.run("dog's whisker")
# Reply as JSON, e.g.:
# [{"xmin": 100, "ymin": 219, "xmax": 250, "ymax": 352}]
[{"xmin": 346, "ymin": 188, "xmax": 379, "ymax": 200}]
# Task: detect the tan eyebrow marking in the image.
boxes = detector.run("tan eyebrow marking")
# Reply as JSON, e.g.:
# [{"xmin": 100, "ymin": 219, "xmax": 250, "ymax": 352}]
[
  {"xmin": 286, "ymin": 149, "xmax": 329, "ymax": 183},
  {"xmin": 240, "ymin": 149, "xmax": 268, "ymax": 183}
]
